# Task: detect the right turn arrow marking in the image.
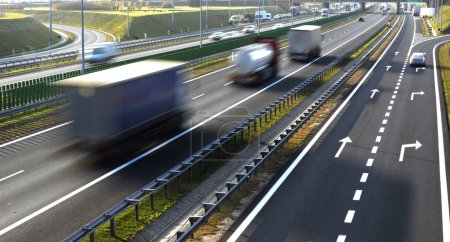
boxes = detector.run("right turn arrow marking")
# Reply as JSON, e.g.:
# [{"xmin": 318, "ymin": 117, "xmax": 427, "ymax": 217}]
[{"xmin": 399, "ymin": 140, "xmax": 422, "ymax": 162}]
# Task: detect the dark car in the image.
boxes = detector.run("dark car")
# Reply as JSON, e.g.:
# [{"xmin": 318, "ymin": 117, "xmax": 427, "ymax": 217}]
[
  {"xmin": 409, "ymin": 52, "xmax": 426, "ymax": 66},
  {"xmin": 358, "ymin": 17, "xmax": 364, "ymax": 22}
]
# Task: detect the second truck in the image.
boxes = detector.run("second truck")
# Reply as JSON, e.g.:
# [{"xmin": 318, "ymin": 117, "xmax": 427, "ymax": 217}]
[{"xmin": 288, "ymin": 25, "xmax": 322, "ymax": 61}]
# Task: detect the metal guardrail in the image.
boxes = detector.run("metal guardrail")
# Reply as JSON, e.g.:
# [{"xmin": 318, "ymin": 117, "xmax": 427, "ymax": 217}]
[
  {"xmin": 0, "ymin": 51, "xmax": 79, "ymax": 74},
  {"xmin": 173, "ymin": 13, "xmax": 400, "ymax": 242},
  {"xmin": 63, "ymin": 12, "xmax": 393, "ymax": 241}
]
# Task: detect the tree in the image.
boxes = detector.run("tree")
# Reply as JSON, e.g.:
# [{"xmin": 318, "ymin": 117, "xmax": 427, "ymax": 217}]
[{"xmin": 188, "ymin": 0, "xmax": 200, "ymax": 7}]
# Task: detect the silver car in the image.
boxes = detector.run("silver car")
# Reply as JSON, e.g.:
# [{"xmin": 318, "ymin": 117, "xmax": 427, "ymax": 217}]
[
  {"xmin": 242, "ymin": 25, "xmax": 256, "ymax": 33},
  {"xmin": 208, "ymin": 32, "xmax": 226, "ymax": 40},
  {"xmin": 409, "ymin": 52, "xmax": 426, "ymax": 66}
]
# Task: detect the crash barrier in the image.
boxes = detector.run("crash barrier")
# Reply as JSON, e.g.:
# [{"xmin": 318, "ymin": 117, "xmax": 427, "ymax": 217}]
[
  {"xmin": 64, "ymin": 12, "xmax": 396, "ymax": 242},
  {"xmin": 0, "ymin": 51, "xmax": 79, "ymax": 74}
]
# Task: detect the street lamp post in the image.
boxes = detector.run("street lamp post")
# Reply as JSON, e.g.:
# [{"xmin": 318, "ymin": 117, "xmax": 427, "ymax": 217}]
[
  {"xmin": 200, "ymin": 0, "xmax": 203, "ymax": 47},
  {"xmin": 81, "ymin": 0, "xmax": 85, "ymax": 74},
  {"xmin": 257, "ymin": 0, "xmax": 260, "ymax": 35},
  {"xmin": 228, "ymin": 0, "xmax": 231, "ymax": 20},
  {"xmin": 313, "ymin": 0, "xmax": 315, "ymax": 22},
  {"xmin": 205, "ymin": 0, "xmax": 208, "ymax": 29},
  {"xmin": 171, "ymin": 0, "xmax": 174, "ymax": 31},
  {"xmin": 127, "ymin": 0, "xmax": 130, "ymax": 38},
  {"xmin": 291, "ymin": 0, "xmax": 294, "ymax": 26},
  {"xmin": 49, "ymin": 0, "xmax": 52, "ymax": 45}
]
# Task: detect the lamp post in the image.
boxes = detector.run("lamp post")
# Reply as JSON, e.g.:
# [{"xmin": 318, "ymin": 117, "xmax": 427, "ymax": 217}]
[
  {"xmin": 228, "ymin": 0, "xmax": 231, "ymax": 20},
  {"xmin": 200, "ymin": 0, "xmax": 203, "ymax": 48},
  {"xmin": 257, "ymin": 0, "xmax": 260, "ymax": 35},
  {"xmin": 205, "ymin": 0, "xmax": 208, "ymax": 29},
  {"xmin": 49, "ymin": 0, "xmax": 52, "ymax": 45},
  {"xmin": 127, "ymin": 0, "xmax": 130, "ymax": 38},
  {"xmin": 81, "ymin": 0, "xmax": 85, "ymax": 74},
  {"xmin": 313, "ymin": 0, "xmax": 315, "ymax": 22},
  {"xmin": 171, "ymin": 0, "xmax": 174, "ymax": 31}
]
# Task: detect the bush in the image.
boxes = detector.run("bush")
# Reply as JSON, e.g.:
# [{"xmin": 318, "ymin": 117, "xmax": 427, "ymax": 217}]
[
  {"xmin": 53, "ymin": 1, "xmax": 112, "ymax": 11},
  {"xmin": 160, "ymin": 2, "xmax": 173, "ymax": 9}
]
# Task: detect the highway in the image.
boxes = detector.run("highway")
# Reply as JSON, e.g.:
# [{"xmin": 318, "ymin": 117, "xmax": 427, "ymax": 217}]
[
  {"xmin": 225, "ymin": 14, "xmax": 450, "ymax": 242},
  {"xmin": 0, "ymin": 25, "xmax": 107, "ymax": 63},
  {"xmin": 0, "ymin": 12, "xmax": 391, "ymax": 242},
  {"xmin": 0, "ymin": 13, "xmax": 339, "ymax": 86}
]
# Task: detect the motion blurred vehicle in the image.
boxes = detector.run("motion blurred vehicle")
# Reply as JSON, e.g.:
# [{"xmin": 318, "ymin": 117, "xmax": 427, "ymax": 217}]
[
  {"xmin": 221, "ymin": 31, "xmax": 240, "ymax": 40},
  {"xmin": 209, "ymin": 31, "xmax": 226, "ymax": 40},
  {"xmin": 412, "ymin": 6, "xmax": 421, "ymax": 16},
  {"xmin": 255, "ymin": 11, "xmax": 272, "ymax": 22},
  {"xmin": 229, "ymin": 37, "xmax": 279, "ymax": 85},
  {"xmin": 409, "ymin": 52, "xmax": 426, "ymax": 66},
  {"xmin": 311, "ymin": 7, "xmax": 320, "ymax": 13},
  {"xmin": 382, "ymin": 9, "xmax": 388, "ymax": 15},
  {"xmin": 85, "ymin": 43, "xmax": 118, "ymax": 63},
  {"xmin": 242, "ymin": 25, "xmax": 256, "ymax": 33},
  {"xmin": 288, "ymin": 25, "xmax": 322, "ymax": 60},
  {"xmin": 272, "ymin": 23, "xmax": 285, "ymax": 29},
  {"xmin": 358, "ymin": 16, "xmax": 365, "ymax": 22},
  {"xmin": 61, "ymin": 60, "xmax": 187, "ymax": 142},
  {"xmin": 321, "ymin": 8, "xmax": 329, "ymax": 17}
]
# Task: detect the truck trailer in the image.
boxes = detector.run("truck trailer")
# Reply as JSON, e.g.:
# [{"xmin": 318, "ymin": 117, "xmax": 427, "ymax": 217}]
[
  {"xmin": 61, "ymin": 60, "xmax": 187, "ymax": 142},
  {"xmin": 229, "ymin": 38, "xmax": 279, "ymax": 85},
  {"xmin": 288, "ymin": 25, "xmax": 322, "ymax": 61}
]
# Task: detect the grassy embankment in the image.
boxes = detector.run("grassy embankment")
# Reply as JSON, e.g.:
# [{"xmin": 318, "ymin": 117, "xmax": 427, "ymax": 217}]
[
  {"xmin": 438, "ymin": 43, "xmax": 450, "ymax": 128},
  {"xmin": 0, "ymin": 13, "xmax": 60, "ymax": 57},
  {"xmin": 429, "ymin": 1, "xmax": 450, "ymax": 34},
  {"xmin": 19, "ymin": 6, "xmax": 282, "ymax": 40}
]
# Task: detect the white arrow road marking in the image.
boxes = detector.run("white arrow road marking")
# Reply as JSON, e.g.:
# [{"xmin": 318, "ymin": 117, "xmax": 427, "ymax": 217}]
[
  {"xmin": 370, "ymin": 89, "xmax": 379, "ymax": 99},
  {"xmin": 386, "ymin": 65, "xmax": 392, "ymax": 71},
  {"xmin": 399, "ymin": 140, "xmax": 422, "ymax": 162},
  {"xmin": 335, "ymin": 137, "xmax": 352, "ymax": 158},
  {"xmin": 395, "ymin": 51, "xmax": 399, "ymax": 55},
  {"xmin": 410, "ymin": 91, "xmax": 424, "ymax": 100},
  {"xmin": 416, "ymin": 67, "xmax": 426, "ymax": 72}
]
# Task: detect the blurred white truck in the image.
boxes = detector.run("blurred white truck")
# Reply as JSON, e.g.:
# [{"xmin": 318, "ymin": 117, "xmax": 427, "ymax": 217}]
[{"xmin": 288, "ymin": 25, "xmax": 322, "ymax": 61}]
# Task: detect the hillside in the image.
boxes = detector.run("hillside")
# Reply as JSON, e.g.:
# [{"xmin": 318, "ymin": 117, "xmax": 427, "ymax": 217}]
[{"xmin": 0, "ymin": 13, "xmax": 60, "ymax": 57}]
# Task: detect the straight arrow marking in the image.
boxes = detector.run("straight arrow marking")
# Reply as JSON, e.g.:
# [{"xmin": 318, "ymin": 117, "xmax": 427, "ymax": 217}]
[
  {"xmin": 410, "ymin": 91, "xmax": 425, "ymax": 100},
  {"xmin": 335, "ymin": 137, "xmax": 352, "ymax": 158},
  {"xmin": 399, "ymin": 140, "xmax": 422, "ymax": 162},
  {"xmin": 386, "ymin": 65, "xmax": 392, "ymax": 71},
  {"xmin": 370, "ymin": 89, "xmax": 379, "ymax": 99},
  {"xmin": 395, "ymin": 51, "xmax": 399, "ymax": 55}
]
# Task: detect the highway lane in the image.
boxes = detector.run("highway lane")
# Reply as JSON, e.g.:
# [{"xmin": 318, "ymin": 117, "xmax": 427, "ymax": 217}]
[
  {"xmin": 0, "ymin": 25, "xmax": 106, "ymax": 63},
  {"xmin": 0, "ymin": 13, "xmax": 389, "ymax": 242},
  {"xmin": 0, "ymin": 13, "xmax": 348, "ymax": 85},
  {"xmin": 226, "ymin": 14, "xmax": 450, "ymax": 242}
]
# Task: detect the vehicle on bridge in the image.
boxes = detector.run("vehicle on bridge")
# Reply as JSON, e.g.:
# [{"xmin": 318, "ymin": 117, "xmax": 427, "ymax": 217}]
[
  {"xmin": 61, "ymin": 60, "xmax": 187, "ymax": 142},
  {"xmin": 288, "ymin": 25, "xmax": 322, "ymax": 61},
  {"xmin": 228, "ymin": 37, "xmax": 279, "ymax": 85},
  {"xmin": 321, "ymin": 8, "xmax": 329, "ymax": 17}
]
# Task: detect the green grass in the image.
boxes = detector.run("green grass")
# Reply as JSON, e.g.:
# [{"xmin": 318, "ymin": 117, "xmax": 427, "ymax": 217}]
[
  {"xmin": 429, "ymin": 3, "xmax": 450, "ymax": 34},
  {"xmin": 0, "ymin": 12, "xmax": 28, "ymax": 19},
  {"xmin": 0, "ymin": 15, "xmax": 60, "ymax": 57},
  {"xmin": 420, "ymin": 17, "xmax": 431, "ymax": 37},
  {"xmin": 17, "ymin": 7, "xmax": 282, "ymax": 39},
  {"xmin": 438, "ymin": 42, "xmax": 450, "ymax": 128}
]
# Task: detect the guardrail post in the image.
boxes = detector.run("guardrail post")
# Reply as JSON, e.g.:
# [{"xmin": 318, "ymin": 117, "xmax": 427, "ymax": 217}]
[
  {"xmin": 110, "ymin": 218, "xmax": 116, "ymax": 237},
  {"xmin": 135, "ymin": 204, "xmax": 139, "ymax": 221},
  {"xmin": 150, "ymin": 193, "xmax": 154, "ymax": 210}
]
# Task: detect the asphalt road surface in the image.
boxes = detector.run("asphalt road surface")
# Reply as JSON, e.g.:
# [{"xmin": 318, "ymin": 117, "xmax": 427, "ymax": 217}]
[
  {"xmin": 225, "ymin": 14, "xmax": 450, "ymax": 242},
  {"xmin": 0, "ymin": 12, "xmax": 390, "ymax": 242}
]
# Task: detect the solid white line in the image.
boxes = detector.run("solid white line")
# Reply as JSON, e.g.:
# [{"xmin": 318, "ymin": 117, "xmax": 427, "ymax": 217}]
[
  {"xmin": 353, "ymin": 190, "xmax": 363, "ymax": 201},
  {"xmin": 371, "ymin": 146, "xmax": 378, "ymax": 154},
  {"xmin": 1, "ymin": 14, "xmax": 393, "ymax": 237},
  {"xmin": 366, "ymin": 159, "xmax": 374, "ymax": 167},
  {"xmin": 192, "ymin": 93, "xmax": 205, "ymax": 100},
  {"xmin": 360, "ymin": 173, "xmax": 369, "ymax": 182},
  {"xmin": 0, "ymin": 170, "xmax": 24, "ymax": 183},
  {"xmin": 344, "ymin": 210, "xmax": 355, "ymax": 223},
  {"xmin": 337, "ymin": 235, "xmax": 346, "ymax": 242},
  {"xmin": 432, "ymin": 40, "xmax": 450, "ymax": 242},
  {"xmin": 375, "ymin": 136, "xmax": 382, "ymax": 143},
  {"xmin": 0, "ymin": 122, "xmax": 72, "ymax": 149},
  {"xmin": 382, "ymin": 119, "xmax": 388, "ymax": 125},
  {"xmin": 227, "ymin": 15, "xmax": 404, "ymax": 241}
]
